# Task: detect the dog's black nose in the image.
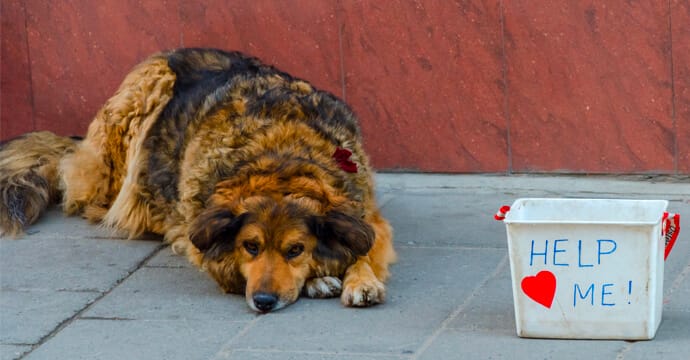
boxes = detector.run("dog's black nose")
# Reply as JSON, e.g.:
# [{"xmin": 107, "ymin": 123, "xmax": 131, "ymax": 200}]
[{"xmin": 252, "ymin": 292, "xmax": 278, "ymax": 312}]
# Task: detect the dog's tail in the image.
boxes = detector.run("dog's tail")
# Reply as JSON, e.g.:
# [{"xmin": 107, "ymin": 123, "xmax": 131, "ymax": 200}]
[{"xmin": 0, "ymin": 131, "xmax": 81, "ymax": 237}]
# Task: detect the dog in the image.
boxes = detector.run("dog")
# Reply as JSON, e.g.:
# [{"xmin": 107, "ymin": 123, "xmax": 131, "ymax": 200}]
[{"xmin": 0, "ymin": 48, "xmax": 396, "ymax": 312}]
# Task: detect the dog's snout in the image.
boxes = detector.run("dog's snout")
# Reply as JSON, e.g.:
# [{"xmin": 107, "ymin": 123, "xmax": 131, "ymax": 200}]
[{"xmin": 252, "ymin": 292, "xmax": 278, "ymax": 312}]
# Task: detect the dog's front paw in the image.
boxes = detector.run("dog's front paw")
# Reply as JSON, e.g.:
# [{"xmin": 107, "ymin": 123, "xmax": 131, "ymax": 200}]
[
  {"xmin": 170, "ymin": 240, "xmax": 189, "ymax": 255},
  {"xmin": 303, "ymin": 276, "xmax": 342, "ymax": 298},
  {"xmin": 341, "ymin": 277, "xmax": 385, "ymax": 307}
]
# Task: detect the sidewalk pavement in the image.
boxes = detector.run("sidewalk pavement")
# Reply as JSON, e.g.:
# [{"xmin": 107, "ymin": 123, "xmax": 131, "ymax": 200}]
[{"xmin": 1, "ymin": 174, "xmax": 689, "ymax": 360}]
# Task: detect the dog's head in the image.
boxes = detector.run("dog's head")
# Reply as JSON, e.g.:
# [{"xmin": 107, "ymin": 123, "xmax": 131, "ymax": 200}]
[{"xmin": 188, "ymin": 196, "xmax": 374, "ymax": 312}]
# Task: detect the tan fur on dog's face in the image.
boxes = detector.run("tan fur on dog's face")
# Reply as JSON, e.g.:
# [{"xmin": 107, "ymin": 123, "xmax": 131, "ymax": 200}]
[
  {"xmin": 236, "ymin": 217, "xmax": 313, "ymax": 312},
  {"xmin": 189, "ymin": 196, "xmax": 374, "ymax": 312}
]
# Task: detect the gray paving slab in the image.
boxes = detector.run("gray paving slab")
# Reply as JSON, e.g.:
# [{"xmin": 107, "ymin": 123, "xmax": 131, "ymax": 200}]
[
  {"xmin": 376, "ymin": 174, "xmax": 689, "ymax": 199},
  {"xmin": 382, "ymin": 193, "xmax": 508, "ymax": 248},
  {"xmin": 0, "ymin": 345, "xmax": 31, "ymax": 360},
  {"xmin": 0, "ymin": 290, "xmax": 95, "ymax": 344},
  {"xmin": 417, "ymin": 328, "xmax": 626, "ymax": 360},
  {"xmin": 666, "ymin": 272, "xmax": 690, "ymax": 313},
  {"xmin": 663, "ymin": 211, "xmax": 690, "ymax": 314},
  {"xmin": 83, "ymin": 266, "xmax": 256, "ymax": 321},
  {"xmin": 219, "ymin": 349, "xmax": 408, "ymax": 359},
  {"xmin": 1, "ymin": 175, "xmax": 688, "ymax": 360},
  {"xmin": 11, "ymin": 208, "xmax": 128, "ymax": 240},
  {"xmin": 221, "ymin": 247, "xmax": 505, "ymax": 356},
  {"xmin": 0, "ymin": 209, "xmax": 162, "ymax": 353},
  {"xmin": 623, "ymin": 310, "xmax": 690, "ymax": 360},
  {"xmin": 23, "ymin": 319, "xmax": 246, "ymax": 360},
  {"xmin": 0, "ymin": 231, "xmax": 160, "ymax": 292},
  {"xmin": 145, "ymin": 247, "xmax": 194, "ymax": 268},
  {"xmin": 448, "ymin": 263, "xmax": 515, "ymax": 333}
]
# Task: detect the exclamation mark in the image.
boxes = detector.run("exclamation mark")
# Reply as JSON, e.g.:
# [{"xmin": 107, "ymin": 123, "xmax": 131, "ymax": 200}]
[{"xmin": 627, "ymin": 280, "xmax": 632, "ymax": 304}]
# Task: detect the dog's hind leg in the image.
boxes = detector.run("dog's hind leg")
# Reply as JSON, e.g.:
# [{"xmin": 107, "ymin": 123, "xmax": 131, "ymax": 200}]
[
  {"xmin": 63, "ymin": 55, "xmax": 176, "ymax": 235},
  {"xmin": 0, "ymin": 132, "xmax": 80, "ymax": 237},
  {"xmin": 60, "ymin": 137, "xmax": 112, "ymax": 223},
  {"xmin": 96, "ymin": 56, "xmax": 177, "ymax": 237}
]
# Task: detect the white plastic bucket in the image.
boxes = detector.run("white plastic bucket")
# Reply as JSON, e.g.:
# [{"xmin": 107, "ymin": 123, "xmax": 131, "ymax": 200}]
[{"xmin": 498, "ymin": 198, "xmax": 680, "ymax": 340}]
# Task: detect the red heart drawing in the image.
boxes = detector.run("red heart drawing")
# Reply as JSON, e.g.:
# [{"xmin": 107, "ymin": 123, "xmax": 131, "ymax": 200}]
[{"xmin": 521, "ymin": 271, "xmax": 557, "ymax": 308}]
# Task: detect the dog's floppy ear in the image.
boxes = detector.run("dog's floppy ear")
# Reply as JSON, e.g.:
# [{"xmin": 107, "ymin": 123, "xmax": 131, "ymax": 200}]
[
  {"xmin": 309, "ymin": 210, "xmax": 374, "ymax": 261},
  {"xmin": 189, "ymin": 208, "xmax": 248, "ymax": 259}
]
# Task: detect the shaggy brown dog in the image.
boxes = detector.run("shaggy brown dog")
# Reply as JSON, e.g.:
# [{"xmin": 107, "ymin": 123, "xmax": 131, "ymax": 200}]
[{"xmin": 0, "ymin": 48, "xmax": 395, "ymax": 312}]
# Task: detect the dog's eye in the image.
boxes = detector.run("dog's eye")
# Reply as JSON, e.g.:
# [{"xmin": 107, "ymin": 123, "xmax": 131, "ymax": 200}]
[
  {"xmin": 243, "ymin": 241, "xmax": 260, "ymax": 256},
  {"xmin": 286, "ymin": 244, "xmax": 304, "ymax": 259}
]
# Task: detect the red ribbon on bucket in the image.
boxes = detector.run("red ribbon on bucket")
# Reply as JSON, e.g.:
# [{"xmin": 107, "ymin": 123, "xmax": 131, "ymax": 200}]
[{"xmin": 662, "ymin": 212, "xmax": 680, "ymax": 261}]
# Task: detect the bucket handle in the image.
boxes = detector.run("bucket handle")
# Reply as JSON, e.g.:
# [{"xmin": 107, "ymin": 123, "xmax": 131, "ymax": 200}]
[
  {"xmin": 494, "ymin": 205, "xmax": 510, "ymax": 221},
  {"xmin": 662, "ymin": 212, "xmax": 680, "ymax": 261},
  {"xmin": 494, "ymin": 206, "xmax": 681, "ymax": 260}
]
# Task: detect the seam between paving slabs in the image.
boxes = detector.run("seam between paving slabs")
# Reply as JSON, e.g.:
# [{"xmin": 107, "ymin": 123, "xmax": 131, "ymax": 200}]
[
  {"xmin": 16, "ymin": 244, "xmax": 166, "ymax": 359},
  {"xmin": 225, "ymin": 348, "xmax": 411, "ymax": 359},
  {"xmin": 667, "ymin": 261, "xmax": 690, "ymax": 298},
  {"xmin": 411, "ymin": 253, "xmax": 510, "ymax": 360},
  {"xmin": 615, "ymin": 256, "xmax": 690, "ymax": 360},
  {"xmin": 377, "ymin": 192, "xmax": 398, "ymax": 210},
  {"xmin": 210, "ymin": 304, "xmax": 414, "ymax": 359},
  {"xmin": 211, "ymin": 315, "xmax": 263, "ymax": 359}
]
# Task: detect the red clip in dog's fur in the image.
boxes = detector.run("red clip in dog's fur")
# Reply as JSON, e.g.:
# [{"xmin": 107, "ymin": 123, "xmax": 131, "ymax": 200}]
[{"xmin": 333, "ymin": 147, "xmax": 358, "ymax": 173}]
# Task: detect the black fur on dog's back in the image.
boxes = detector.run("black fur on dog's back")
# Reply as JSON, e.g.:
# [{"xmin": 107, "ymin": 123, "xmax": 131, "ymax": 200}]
[
  {"xmin": 142, "ymin": 49, "xmax": 363, "ymax": 205},
  {"xmin": 143, "ymin": 49, "xmax": 282, "ymax": 202}
]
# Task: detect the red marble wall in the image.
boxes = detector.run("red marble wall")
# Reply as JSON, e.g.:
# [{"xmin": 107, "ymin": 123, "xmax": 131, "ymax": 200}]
[
  {"xmin": 505, "ymin": 2, "xmax": 675, "ymax": 173},
  {"xmin": 673, "ymin": 0, "xmax": 690, "ymax": 174},
  {"xmin": 1, "ymin": 0, "xmax": 34, "ymax": 137},
  {"xmin": 1, "ymin": 0, "xmax": 687, "ymax": 174}
]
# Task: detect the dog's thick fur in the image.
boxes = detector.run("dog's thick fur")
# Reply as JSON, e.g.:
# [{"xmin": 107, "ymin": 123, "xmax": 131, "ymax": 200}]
[{"xmin": 0, "ymin": 48, "xmax": 395, "ymax": 312}]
